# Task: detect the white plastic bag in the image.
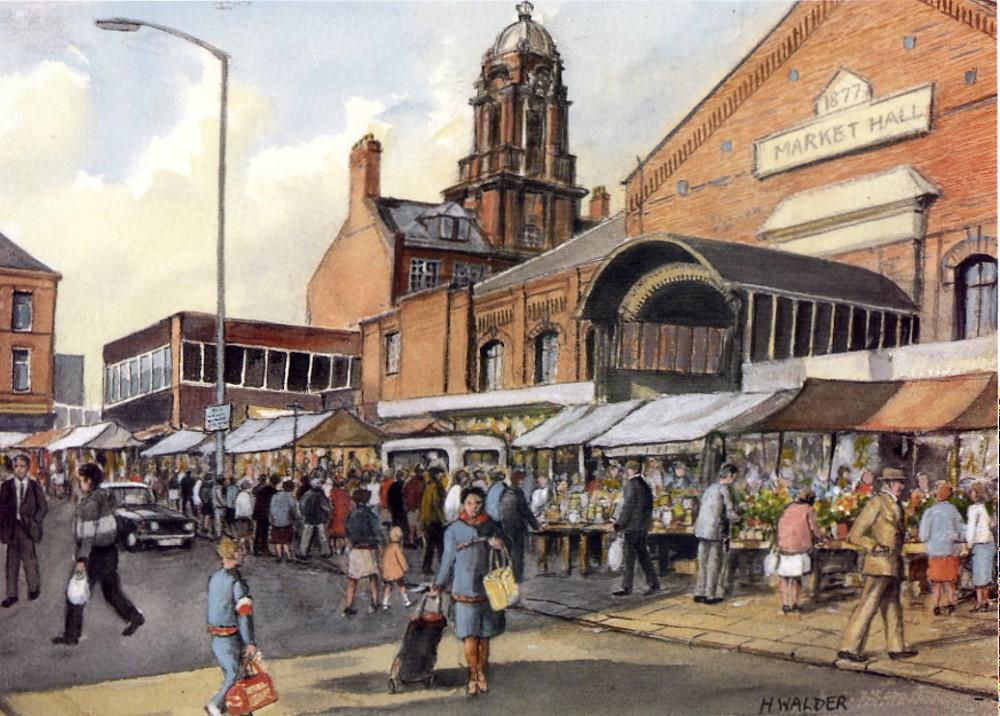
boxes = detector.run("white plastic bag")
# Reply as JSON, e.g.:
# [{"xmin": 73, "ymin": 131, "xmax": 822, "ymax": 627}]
[
  {"xmin": 607, "ymin": 535, "xmax": 624, "ymax": 572},
  {"xmin": 763, "ymin": 549, "xmax": 779, "ymax": 578},
  {"xmin": 67, "ymin": 572, "xmax": 90, "ymax": 606}
]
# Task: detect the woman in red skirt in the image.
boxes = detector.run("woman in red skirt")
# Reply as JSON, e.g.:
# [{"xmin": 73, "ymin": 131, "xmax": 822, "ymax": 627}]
[{"xmin": 918, "ymin": 481, "xmax": 965, "ymax": 616}]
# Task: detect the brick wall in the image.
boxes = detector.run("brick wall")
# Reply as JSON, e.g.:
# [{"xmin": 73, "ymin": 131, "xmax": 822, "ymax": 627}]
[{"xmin": 624, "ymin": 0, "xmax": 996, "ymax": 342}]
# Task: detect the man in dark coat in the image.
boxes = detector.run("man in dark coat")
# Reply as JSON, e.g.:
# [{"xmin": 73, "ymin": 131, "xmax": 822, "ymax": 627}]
[
  {"xmin": 0, "ymin": 454, "xmax": 48, "ymax": 607},
  {"xmin": 298, "ymin": 477, "xmax": 332, "ymax": 559},
  {"xmin": 612, "ymin": 460, "xmax": 660, "ymax": 597},
  {"xmin": 386, "ymin": 469, "xmax": 408, "ymax": 535},
  {"xmin": 499, "ymin": 471, "xmax": 540, "ymax": 582},
  {"xmin": 252, "ymin": 475, "xmax": 279, "ymax": 556},
  {"xmin": 180, "ymin": 470, "xmax": 196, "ymax": 516}
]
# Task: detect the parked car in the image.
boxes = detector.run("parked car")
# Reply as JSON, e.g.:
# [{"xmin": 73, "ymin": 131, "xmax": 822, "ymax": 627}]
[{"xmin": 100, "ymin": 482, "xmax": 197, "ymax": 551}]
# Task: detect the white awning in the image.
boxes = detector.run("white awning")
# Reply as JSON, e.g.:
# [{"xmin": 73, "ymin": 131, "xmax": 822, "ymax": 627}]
[
  {"xmin": 591, "ymin": 392, "xmax": 794, "ymax": 452},
  {"xmin": 377, "ymin": 381, "xmax": 595, "ymax": 419},
  {"xmin": 514, "ymin": 400, "xmax": 645, "ymax": 450},
  {"xmin": 228, "ymin": 412, "xmax": 334, "ymax": 454},
  {"xmin": 47, "ymin": 423, "xmax": 116, "ymax": 452},
  {"xmin": 0, "ymin": 433, "xmax": 28, "ymax": 449},
  {"xmin": 141, "ymin": 430, "xmax": 209, "ymax": 458}
]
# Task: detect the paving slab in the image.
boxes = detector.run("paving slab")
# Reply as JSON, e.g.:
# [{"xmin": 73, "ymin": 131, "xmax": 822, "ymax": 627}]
[
  {"xmin": 787, "ymin": 645, "xmax": 840, "ymax": 667},
  {"xmin": 740, "ymin": 638, "xmax": 799, "ymax": 660},
  {"xmin": 653, "ymin": 625, "xmax": 708, "ymax": 644},
  {"xmin": 691, "ymin": 631, "xmax": 753, "ymax": 650},
  {"xmin": 866, "ymin": 658, "xmax": 945, "ymax": 681}
]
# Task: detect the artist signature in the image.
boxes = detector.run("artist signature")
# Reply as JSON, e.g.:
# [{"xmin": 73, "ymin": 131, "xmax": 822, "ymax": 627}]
[{"xmin": 759, "ymin": 694, "xmax": 848, "ymax": 714}]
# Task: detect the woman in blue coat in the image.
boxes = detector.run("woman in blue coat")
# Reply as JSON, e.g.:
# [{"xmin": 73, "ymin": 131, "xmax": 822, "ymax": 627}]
[{"xmin": 430, "ymin": 486, "xmax": 506, "ymax": 697}]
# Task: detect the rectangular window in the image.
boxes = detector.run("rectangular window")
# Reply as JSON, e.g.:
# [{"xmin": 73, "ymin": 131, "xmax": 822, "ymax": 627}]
[
  {"xmin": 408, "ymin": 258, "xmax": 441, "ymax": 292},
  {"xmin": 849, "ymin": 308, "xmax": 867, "ymax": 351},
  {"xmin": 750, "ymin": 294, "xmax": 773, "ymax": 362},
  {"xmin": 224, "ymin": 345, "xmax": 245, "ymax": 386},
  {"xmin": 883, "ymin": 313, "xmax": 899, "ymax": 348},
  {"xmin": 793, "ymin": 302, "xmax": 813, "ymax": 358},
  {"xmin": 831, "ymin": 304, "xmax": 851, "ymax": 353},
  {"xmin": 120, "ymin": 361, "xmax": 131, "ymax": 400},
  {"xmin": 350, "ymin": 357, "xmax": 361, "ymax": 388},
  {"xmin": 244, "ymin": 348, "xmax": 266, "ymax": 388},
  {"xmin": 385, "ymin": 333, "xmax": 400, "ymax": 375},
  {"xmin": 110, "ymin": 365, "xmax": 120, "ymax": 403},
  {"xmin": 640, "ymin": 323, "xmax": 660, "ymax": 371},
  {"xmin": 152, "ymin": 349, "xmax": 164, "ymax": 390},
  {"xmin": 287, "ymin": 352, "xmax": 310, "ymax": 392},
  {"xmin": 202, "ymin": 344, "xmax": 217, "ymax": 384},
  {"xmin": 813, "ymin": 303, "xmax": 833, "ymax": 356},
  {"xmin": 182, "ymin": 342, "xmax": 203, "ymax": 382},
  {"xmin": 452, "ymin": 261, "xmax": 486, "ymax": 288},
  {"xmin": 11, "ymin": 349, "xmax": 30, "ymax": 393},
  {"xmin": 11, "ymin": 292, "xmax": 32, "ymax": 332},
  {"xmin": 105, "ymin": 367, "xmax": 114, "ymax": 404},
  {"xmin": 266, "ymin": 350, "xmax": 287, "ymax": 390},
  {"xmin": 866, "ymin": 311, "xmax": 883, "ymax": 350},
  {"xmin": 619, "ymin": 322, "xmax": 640, "ymax": 370},
  {"xmin": 773, "ymin": 297, "xmax": 794, "ymax": 360},
  {"xmin": 163, "ymin": 347, "xmax": 172, "ymax": 387},
  {"xmin": 310, "ymin": 355, "xmax": 331, "ymax": 391},
  {"xmin": 674, "ymin": 326, "xmax": 694, "ymax": 373},
  {"xmin": 139, "ymin": 354, "xmax": 152, "ymax": 394},
  {"xmin": 332, "ymin": 356, "xmax": 351, "ymax": 388},
  {"xmin": 129, "ymin": 358, "xmax": 140, "ymax": 396}
]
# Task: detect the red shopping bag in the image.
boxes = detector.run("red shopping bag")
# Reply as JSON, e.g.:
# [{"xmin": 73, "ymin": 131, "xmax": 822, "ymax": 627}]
[{"xmin": 225, "ymin": 656, "xmax": 278, "ymax": 715}]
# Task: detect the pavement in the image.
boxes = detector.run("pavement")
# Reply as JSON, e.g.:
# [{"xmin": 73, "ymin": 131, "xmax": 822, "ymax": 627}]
[{"xmin": 517, "ymin": 567, "xmax": 998, "ymax": 699}]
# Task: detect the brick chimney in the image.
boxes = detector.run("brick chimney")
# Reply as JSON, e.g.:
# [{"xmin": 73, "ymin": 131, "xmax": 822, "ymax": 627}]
[
  {"xmin": 349, "ymin": 133, "xmax": 381, "ymax": 217},
  {"xmin": 589, "ymin": 186, "xmax": 610, "ymax": 222}
]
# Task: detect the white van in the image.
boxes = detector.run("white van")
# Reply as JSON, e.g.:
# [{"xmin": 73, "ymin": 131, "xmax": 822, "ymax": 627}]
[{"xmin": 380, "ymin": 434, "xmax": 507, "ymax": 473}]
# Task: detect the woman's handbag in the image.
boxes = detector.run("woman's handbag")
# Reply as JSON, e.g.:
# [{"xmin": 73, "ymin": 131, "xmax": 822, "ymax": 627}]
[
  {"xmin": 483, "ymin": 544, "xmax": 519, "ymax": 611},
  {"xmin": 66, "ymin": 571, "xmax": 90, "ymax": 606},
  {"xmin": 225, "ymin": 653, "xmax": 278, "ymax": 716}
]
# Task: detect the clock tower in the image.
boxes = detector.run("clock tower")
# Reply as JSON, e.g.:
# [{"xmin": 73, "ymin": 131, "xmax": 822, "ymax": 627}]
[{"xmin": 443, "ymin": 2, "xmax": 588, "ymax": 255}]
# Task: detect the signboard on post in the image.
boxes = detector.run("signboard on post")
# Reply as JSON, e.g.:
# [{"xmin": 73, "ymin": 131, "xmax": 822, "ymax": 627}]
[{"xmin": 205, "ymin": 403, "xmax": 232, "ymax": 433}]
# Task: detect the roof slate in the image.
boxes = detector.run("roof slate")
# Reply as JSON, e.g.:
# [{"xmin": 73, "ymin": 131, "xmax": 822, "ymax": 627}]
[
  {"xmin": 374, "ymin": 197, "xmax": 499, "ymax": 256},
  {"xmin": 0, "ymin": 232, "xmax": 57, "ymax": 275}
]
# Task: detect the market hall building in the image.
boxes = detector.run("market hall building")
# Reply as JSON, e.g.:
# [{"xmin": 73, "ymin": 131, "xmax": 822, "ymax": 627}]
[{"xmin": 357, "ymin": 0, "xmax": 996, "ymax": 473}]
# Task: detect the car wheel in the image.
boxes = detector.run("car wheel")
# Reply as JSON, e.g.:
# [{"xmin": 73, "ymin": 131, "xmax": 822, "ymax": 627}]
[{"xmin": 182, "ymin": 539, "xmax": 194, "ymax": 550}]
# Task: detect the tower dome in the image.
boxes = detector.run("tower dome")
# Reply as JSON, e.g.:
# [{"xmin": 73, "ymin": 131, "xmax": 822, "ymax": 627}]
[{"xmin": 491, "ymin": 2, "xmax": 557, "ymax": 57}]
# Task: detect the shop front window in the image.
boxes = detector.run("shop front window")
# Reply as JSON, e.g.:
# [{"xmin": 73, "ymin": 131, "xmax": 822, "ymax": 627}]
[
  {"xmin": 957, "ymin": 256, "xmax": 998, "ymax": 339},
  {"xmin": 479, "ymin": 340, "xmax": 504, "ymax": 391}
]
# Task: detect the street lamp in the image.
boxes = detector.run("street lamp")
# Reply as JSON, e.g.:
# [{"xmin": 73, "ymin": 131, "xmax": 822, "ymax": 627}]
[
  {"xmin": 286, "ymin": 402, "xmax": 303, "ymax": 484},
  {"xmin": 96, "ymin": 18, "xmax": 230, "ymax": 487}
]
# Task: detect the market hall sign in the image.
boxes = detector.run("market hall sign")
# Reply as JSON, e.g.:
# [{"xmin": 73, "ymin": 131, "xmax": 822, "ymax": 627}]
[{"xmin": 753, "ymin": 69, "xmax": 933, "ymax": 178}]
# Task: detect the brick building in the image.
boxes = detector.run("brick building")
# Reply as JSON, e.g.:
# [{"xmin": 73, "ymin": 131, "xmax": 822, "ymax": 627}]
[
  {"xmin": 102, "ymin": 312, "xmax": 360, "ymax": 433},
  {"xmin": 307, "ymin": 2, "xmax": 599, "ymax": 332},
  {"xmin": 0, "ymin": 232, "xmax": 60, "ymax": 432},
  {"xmin": 356, "ymin": 0, "xmax": 996, "ymax": 430}
]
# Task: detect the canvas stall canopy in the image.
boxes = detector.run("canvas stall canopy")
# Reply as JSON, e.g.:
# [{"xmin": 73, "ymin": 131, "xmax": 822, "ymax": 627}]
[
  {"xmin": 227, "ymin": 411, "xmax": 334, "ymax": 455},
  {"xmin": 754, "ymin": 373, "xmax": 997, "ymax": 434},
  {"xmin": 0, "ymin": 433, "xmax": 28, "ymax": 449},
  {"xmin": 591, "ymin": 391, "xmax": 795, "ymax": 457},
  {"xmin": 297, "ymin": 409, "xmax": 385, "ymax": 449},
  {"xmin": 45, "ymin": 422, "xmax": 141, "ymax": 452},
  {"xmin": 140, "ymin": 429, "xmax": 209, "ymax": 458},
  {"xmin": 16, "ymin": 427, "xmax": 74, "ymax": 450},
  {"xmin": 513, "ymin": 401, "xmax": 645, "ymax": 450}
]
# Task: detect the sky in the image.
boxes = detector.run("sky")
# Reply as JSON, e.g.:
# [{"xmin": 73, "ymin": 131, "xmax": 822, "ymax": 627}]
[{"xmin": 0, "ymin": 0, "xmax": 795, "ymax": 405}]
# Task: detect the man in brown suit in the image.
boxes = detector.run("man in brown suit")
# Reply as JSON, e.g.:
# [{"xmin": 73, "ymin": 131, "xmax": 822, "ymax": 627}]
[{"xmin": 837, "ymin": 468, "xmax": 918, "ymax": 662}]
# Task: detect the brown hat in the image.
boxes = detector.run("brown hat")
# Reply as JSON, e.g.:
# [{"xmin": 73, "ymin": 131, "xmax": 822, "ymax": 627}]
[{"xmin": 877, "ymin": 467, "xmax": 906, "ymax": 482}]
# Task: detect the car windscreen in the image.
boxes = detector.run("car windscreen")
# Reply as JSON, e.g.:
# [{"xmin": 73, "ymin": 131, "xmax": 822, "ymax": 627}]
[{"xmin": 109, "ymin": 487, "xmax": 154, "ymax": 506}]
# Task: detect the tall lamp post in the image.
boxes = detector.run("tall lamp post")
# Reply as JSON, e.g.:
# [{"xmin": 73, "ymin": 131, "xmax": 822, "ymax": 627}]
[
  {"xmin": 96, "ymin": 18, "xmax": 229, "ymax": 483},
  {"xmin": 287, "ymin": 403, "xmax": 303, "ymax": 484}
]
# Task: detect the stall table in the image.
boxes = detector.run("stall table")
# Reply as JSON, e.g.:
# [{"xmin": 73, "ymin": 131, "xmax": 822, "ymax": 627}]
[{"xmin": 537, "ymin": 523, "xmax": 696, "ymax": 577}]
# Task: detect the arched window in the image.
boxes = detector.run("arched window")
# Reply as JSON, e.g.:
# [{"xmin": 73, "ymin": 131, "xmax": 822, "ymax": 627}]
[
  {"xmin": 534, "ymin": 331, "xmax": 558, "ymax": 384},
  {"xmin": 956, "ymin": 256, "xmax": 997, "ymax": 339},
  {"xmin": 479, "ymin": 340, "xmax": 504, "ymax": 392}
]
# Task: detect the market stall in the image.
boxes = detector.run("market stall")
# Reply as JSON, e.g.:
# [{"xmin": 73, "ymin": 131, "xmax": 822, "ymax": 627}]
[{"xmin": 297, "ymin": 409, "xmax": 385, "ymax": 468}]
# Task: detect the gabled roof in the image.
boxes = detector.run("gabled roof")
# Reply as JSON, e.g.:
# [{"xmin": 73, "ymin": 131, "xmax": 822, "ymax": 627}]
[
  {"xmin": 0, "ymin": 231, "xmax": 58, "ymax": 275},
  {"xmin": 373, "ymin": 197, "xmax": 499, "ymax": 256},
  {"xmin": 475, "ymin": 214, "xmax": 628, "ymax": 294}
]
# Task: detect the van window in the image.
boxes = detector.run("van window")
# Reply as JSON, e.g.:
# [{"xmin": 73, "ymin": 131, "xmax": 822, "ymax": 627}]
[
  {"xmin": 464, "ymin": 450, "xmax": 500, "ymax": 468},
  {"xmin": 387, "ymin": 450, "xmax": 450, "ymax": 473}
]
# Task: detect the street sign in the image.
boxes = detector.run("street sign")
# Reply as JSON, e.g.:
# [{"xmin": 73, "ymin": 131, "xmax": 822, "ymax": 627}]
[{"xmin": 204, "ymin": 403, "xmax": 232, "ymax": 432}]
